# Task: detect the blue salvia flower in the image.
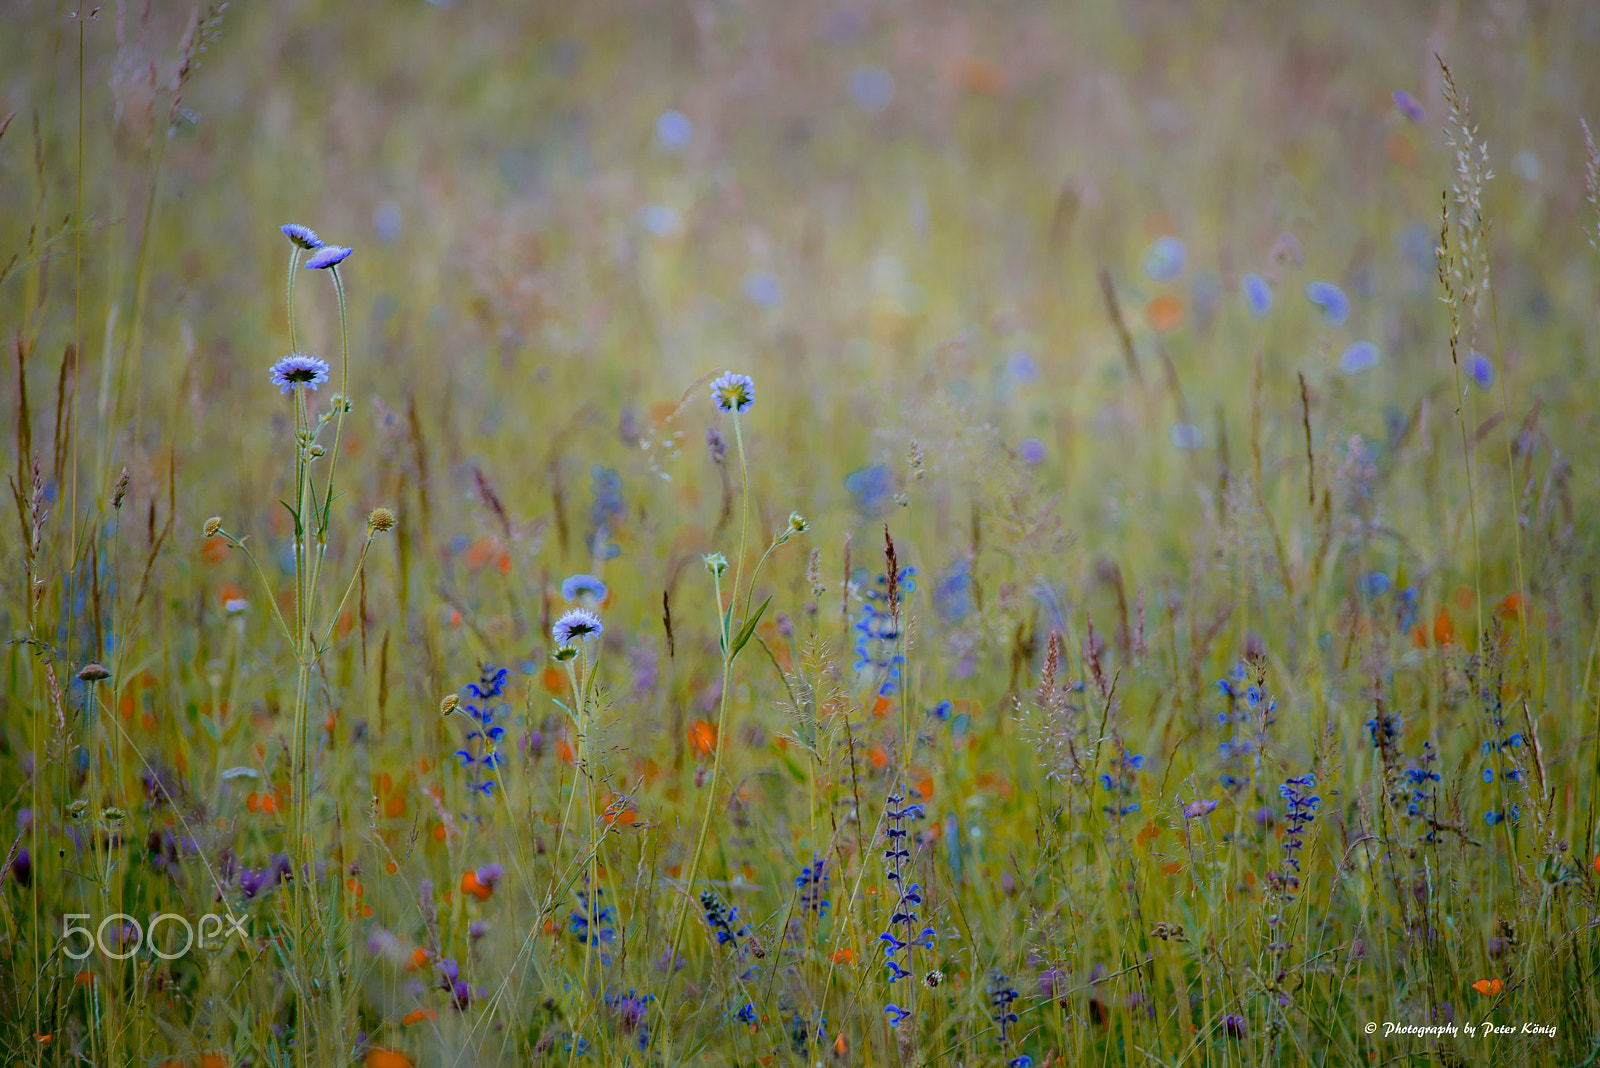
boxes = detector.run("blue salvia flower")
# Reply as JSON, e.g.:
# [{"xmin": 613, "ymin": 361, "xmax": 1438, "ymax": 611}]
[
  {"xmin": 796, "ymin": 856, "xmax": 830, "ymax": 916},
  {"xmin": 878, "ymin": 790, "xmax": 932, "ymax": 1016},
  {"xmin": 1099, "ymin": 750, "xmax": 1144, "ymax": 819},
  {"xmin": 734, "ymin": 1003, "xmax": 757, "ymax": 1026},
  {"xmin": 853, "ymin": 566, "xmax": 917, "ymax": 695},
  {"xmin": 454, "ymin": 664, "xmax": 509, "ymax": 796},
  {"xmin": 570, "ymin": 888, "xmax": 617, "ymax": 965},
  {"xmin": 986, "ymin": 971, "xmax": 1022, "ymax": 1046},
  {"xmin": 884, "ymin": 1003, "xmax": 910, "ymax": 1026},
  {"xmin": 1273, "ymin": 773, "xmax": 1321, "ymax": 896},
  {"xmin": 699, "ymin": 889, "xmax": 750, "ymax": 949}
]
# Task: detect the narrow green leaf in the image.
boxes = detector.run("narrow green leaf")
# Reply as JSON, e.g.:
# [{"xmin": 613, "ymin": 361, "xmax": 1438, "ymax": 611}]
[{"xmin": 728, "ymin": 595, "xmax": 772, "ymax": 661}]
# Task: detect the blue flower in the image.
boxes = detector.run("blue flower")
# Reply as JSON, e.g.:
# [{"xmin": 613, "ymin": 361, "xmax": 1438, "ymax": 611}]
[
  {"xmin": 268, "ymin": 353, "xmax": 330, "ymax": 393},
  {"xmin": 1141, "ymin": 236, "xmax": 1186, "ymax": 282},
  {"xmin": 280, "ymin": 223, "xmax": 324, "ymax": 250},
  {"xmin": 1393, "ymin": 89, "xmax": 1425, "ymax": 123},
  {"xmin": 1340, "ymin": 341, "xmax": 1380, "ymax": 375},
  {"xmin": 1243, "ymin": 272, "xmax": 1273, "ymax": 318},
  {"xmin": 553, "ymin": 607, "xmax": 604, "ymax": 646},
  {"xmin": 850, "ymin": 66, "xmax": 894, "ymax": 113},
  {"xmin": 1468, "ymin": 351, "xmax": 1494, "ymax": 389},
  {"xmin": 884, "ymin": 1003, "xmax": 910, "ymax": 1026},
  {"xmin": 1305, "ymin": 281, "xmax": 1349, "ymax": 325},
  {"xmin": 304, "ymin": 245, "xmax": 353, "ymax": 270},
  {"xmin": 845, "ymin": 463, "xmax": 895, "ymax": 516},
  {"xmin": 742, "ymin": 271, "xmax": 783, "ymax": 307},
  {"xmin": 655, "ymin": 109, "xmax": 694, "ymax": 151},
  {"xmin": 561, "ymin": 573, "xmax": 608, "ymax": 603},
  {"xmin": 710, "ymin": 371, "xmax": 755, "ymax": 413},
  {"xmin": 734, "ymin": 1003, "xmax": 757, "ymax": 1025}
]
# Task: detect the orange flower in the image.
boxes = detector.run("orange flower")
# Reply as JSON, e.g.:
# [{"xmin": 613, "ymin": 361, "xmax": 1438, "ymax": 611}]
[
  {"xmin": 830, "ymin": 948, "xmax": 854, "ymax": 964},
  {"xmin": 871, "ymin": 695, "xmax": 893, "ymax": 718},
  {"xmin": 197, "ymin": 1053, "xmax": 229, "ymax": 1068},
  {"xmin": 1146, "ymin": 295, "xmax": 1184, "ymax": 333},
  {"xmin": 1497, "ymin": 592, "xmax": 1528, "ymax": 620},
  {"xmin": 405, "ymin": 947, "xmax": 431, "ymax": 971},
  {"xmin": 461, "ymin": 870, "xmax": 492, "ymax": 901},
  {"xmin": 690, "ymin": 720, "xmax": 717, "ymax": 757},
  {"xmin": 401, "ymin": 1008, "xmax": 436, "ymax": 1026},
  {"xmin": 365, "ymin": 1050, "xmax": 413, "ymax": 1068},
  {"xmin": 1432, "ymin": 610, "xmax": 1455, "ymax": 646},
  {"xmin": 1471, "ymin": 979, "xmax": 1503, "ymax": 996},
  {"xmin": 200, "ymin": 537, "xmax": 229, "ymax": 564}
]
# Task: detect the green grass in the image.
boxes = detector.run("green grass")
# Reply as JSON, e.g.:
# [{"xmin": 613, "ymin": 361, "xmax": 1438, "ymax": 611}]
[{"xmin": 3, "ymin": 1, "xmax": 1600, "ymax": 1066}]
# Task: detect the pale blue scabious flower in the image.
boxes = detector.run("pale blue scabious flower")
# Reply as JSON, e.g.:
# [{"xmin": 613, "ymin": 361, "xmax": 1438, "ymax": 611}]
[
  {"xmin": 1183, "ymin": 799, "xmax": 1219, "ymax": 820},
  {"xmin": 1468, "ymin": 351, "xmax": 1493, "ymax": 388},
  {"xmin": 1242, "ymin": 273, "xmax": 1272, "ymax": 318},
  {"xmin": 1305, "ymin": 281, "xmax": 1349, "ymax": 326},
  {"xmin": 742, "ymin": 271, "xmax": 783, "ymax": 307},
  {"xmin": 268, "ymin": 353, "xmax": 331, "ymax": 393},
  {"xmin": 850, "ymin": 66, "xmax": 894, "ymax": 113},
  {"xmin": 1170, "ymin": 422, "xmax": 1202, "ymax": 450},
  {"xmin": 560, "ymin": 573, "xmax": 608, "ymax": 603},
  {"xmin": 280, "ymin": 224, "xmax": 324, "ymax": 250},
  {"xmin": 552, "ymin": 607, "xmax": 604, "ymax": 646},
  {"xmin": 710, "ymin": 371, "xmax": 755, "ymax": 413},
  {"xmin": 1339, "ymin": 341, "xmax": 1380, "ymax": 375},
  {"xmin": 1141, "ymin": 236, "xmax": 1186, "ymax": 282},
  {"xmin": 1007, "ymin": 350, "xmax": 1038, "ymax": 382},
  {"xmin": 305, "ymin": 245, "xmax": 353, "ymax": 270},
  {"xmin": 655, "ymin": 109, "xmax": 694, "ymax": 151},
  {"xmin": 1019, "ymin": 438, "xmax": 1046, "ymax": 464}
]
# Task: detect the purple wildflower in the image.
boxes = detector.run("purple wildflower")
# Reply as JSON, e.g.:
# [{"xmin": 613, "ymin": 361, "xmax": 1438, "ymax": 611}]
[
  {"xmin": 1183, "ymin": 799, "xmax": 1219, "ymax": 820},
  {"xmin": 268, "ymin": 353, "xmax": 331, "ymax": 393},
  {"xmin": 304, "ymin": 245, "xmax": 353, "ymax": 270},
  {"xmin": 280, "ymin": 223, "xmax": 324, "ymax": 250},
  {"xmin": 1393, "ymin": 89, "xmax": 1425, "ymax": 123},
  {"xmin": 710, "ymin": 371, "xmax": 755, "ymax": 413},
  {"xmin": 553, "ymin": 607, "xmax": 604, "ymax": 646}
]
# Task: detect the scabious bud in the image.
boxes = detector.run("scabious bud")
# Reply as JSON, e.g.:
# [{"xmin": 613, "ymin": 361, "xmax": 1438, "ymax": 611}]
[
  {"xmin": 203, "ymin": 516, "xmax": 223, "ymax": 538},
  {"xmin": 367, "ymin": 507, "xmax": 396, "ymax": 534},
  {"xmin": 439, "ymin": 694, "xmax": 460, "ymax": 717},
  {"xmin": 703, "ymin": 552, "xmax": 729, "ymax": 577},
  {"xmin": 77, "ymin": 663, "xmax": 111, "ymax": 682},
  {"xmin": 789, "ymin": 512, "xmax": 809, "ymax": 533}
]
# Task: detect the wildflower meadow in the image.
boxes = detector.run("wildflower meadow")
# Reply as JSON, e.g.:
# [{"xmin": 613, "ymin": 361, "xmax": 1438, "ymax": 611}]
[{"xmin": 4, "ymin": 1, "xmax": 1600, "ymax": 1066}]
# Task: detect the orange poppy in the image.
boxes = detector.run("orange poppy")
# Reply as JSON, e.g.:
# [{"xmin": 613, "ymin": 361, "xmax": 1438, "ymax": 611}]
[
  {"xmin": 830, "ymin": 948, "xmax": 854, "ymax": 964},
  {"xmin": 1471, "ymin": 979, "xmax": 1503, "ymax": 996},
  {"xmin": 366, "ymin": 1050, "xmax": 413, "ymax": 1068},
  {"xmin": 690, "ymin": 720, "xmax": 717, "ymax": 757},
  {"xmin": 401, "ymin": 1008, "xmax": 436, "ymax": 1026}
]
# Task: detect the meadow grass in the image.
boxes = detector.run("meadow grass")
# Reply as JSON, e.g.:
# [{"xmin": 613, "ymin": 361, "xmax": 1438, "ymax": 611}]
[{"xmin": 3, "ymin": 1, "xmax": 1600, "ymax": 1066}]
